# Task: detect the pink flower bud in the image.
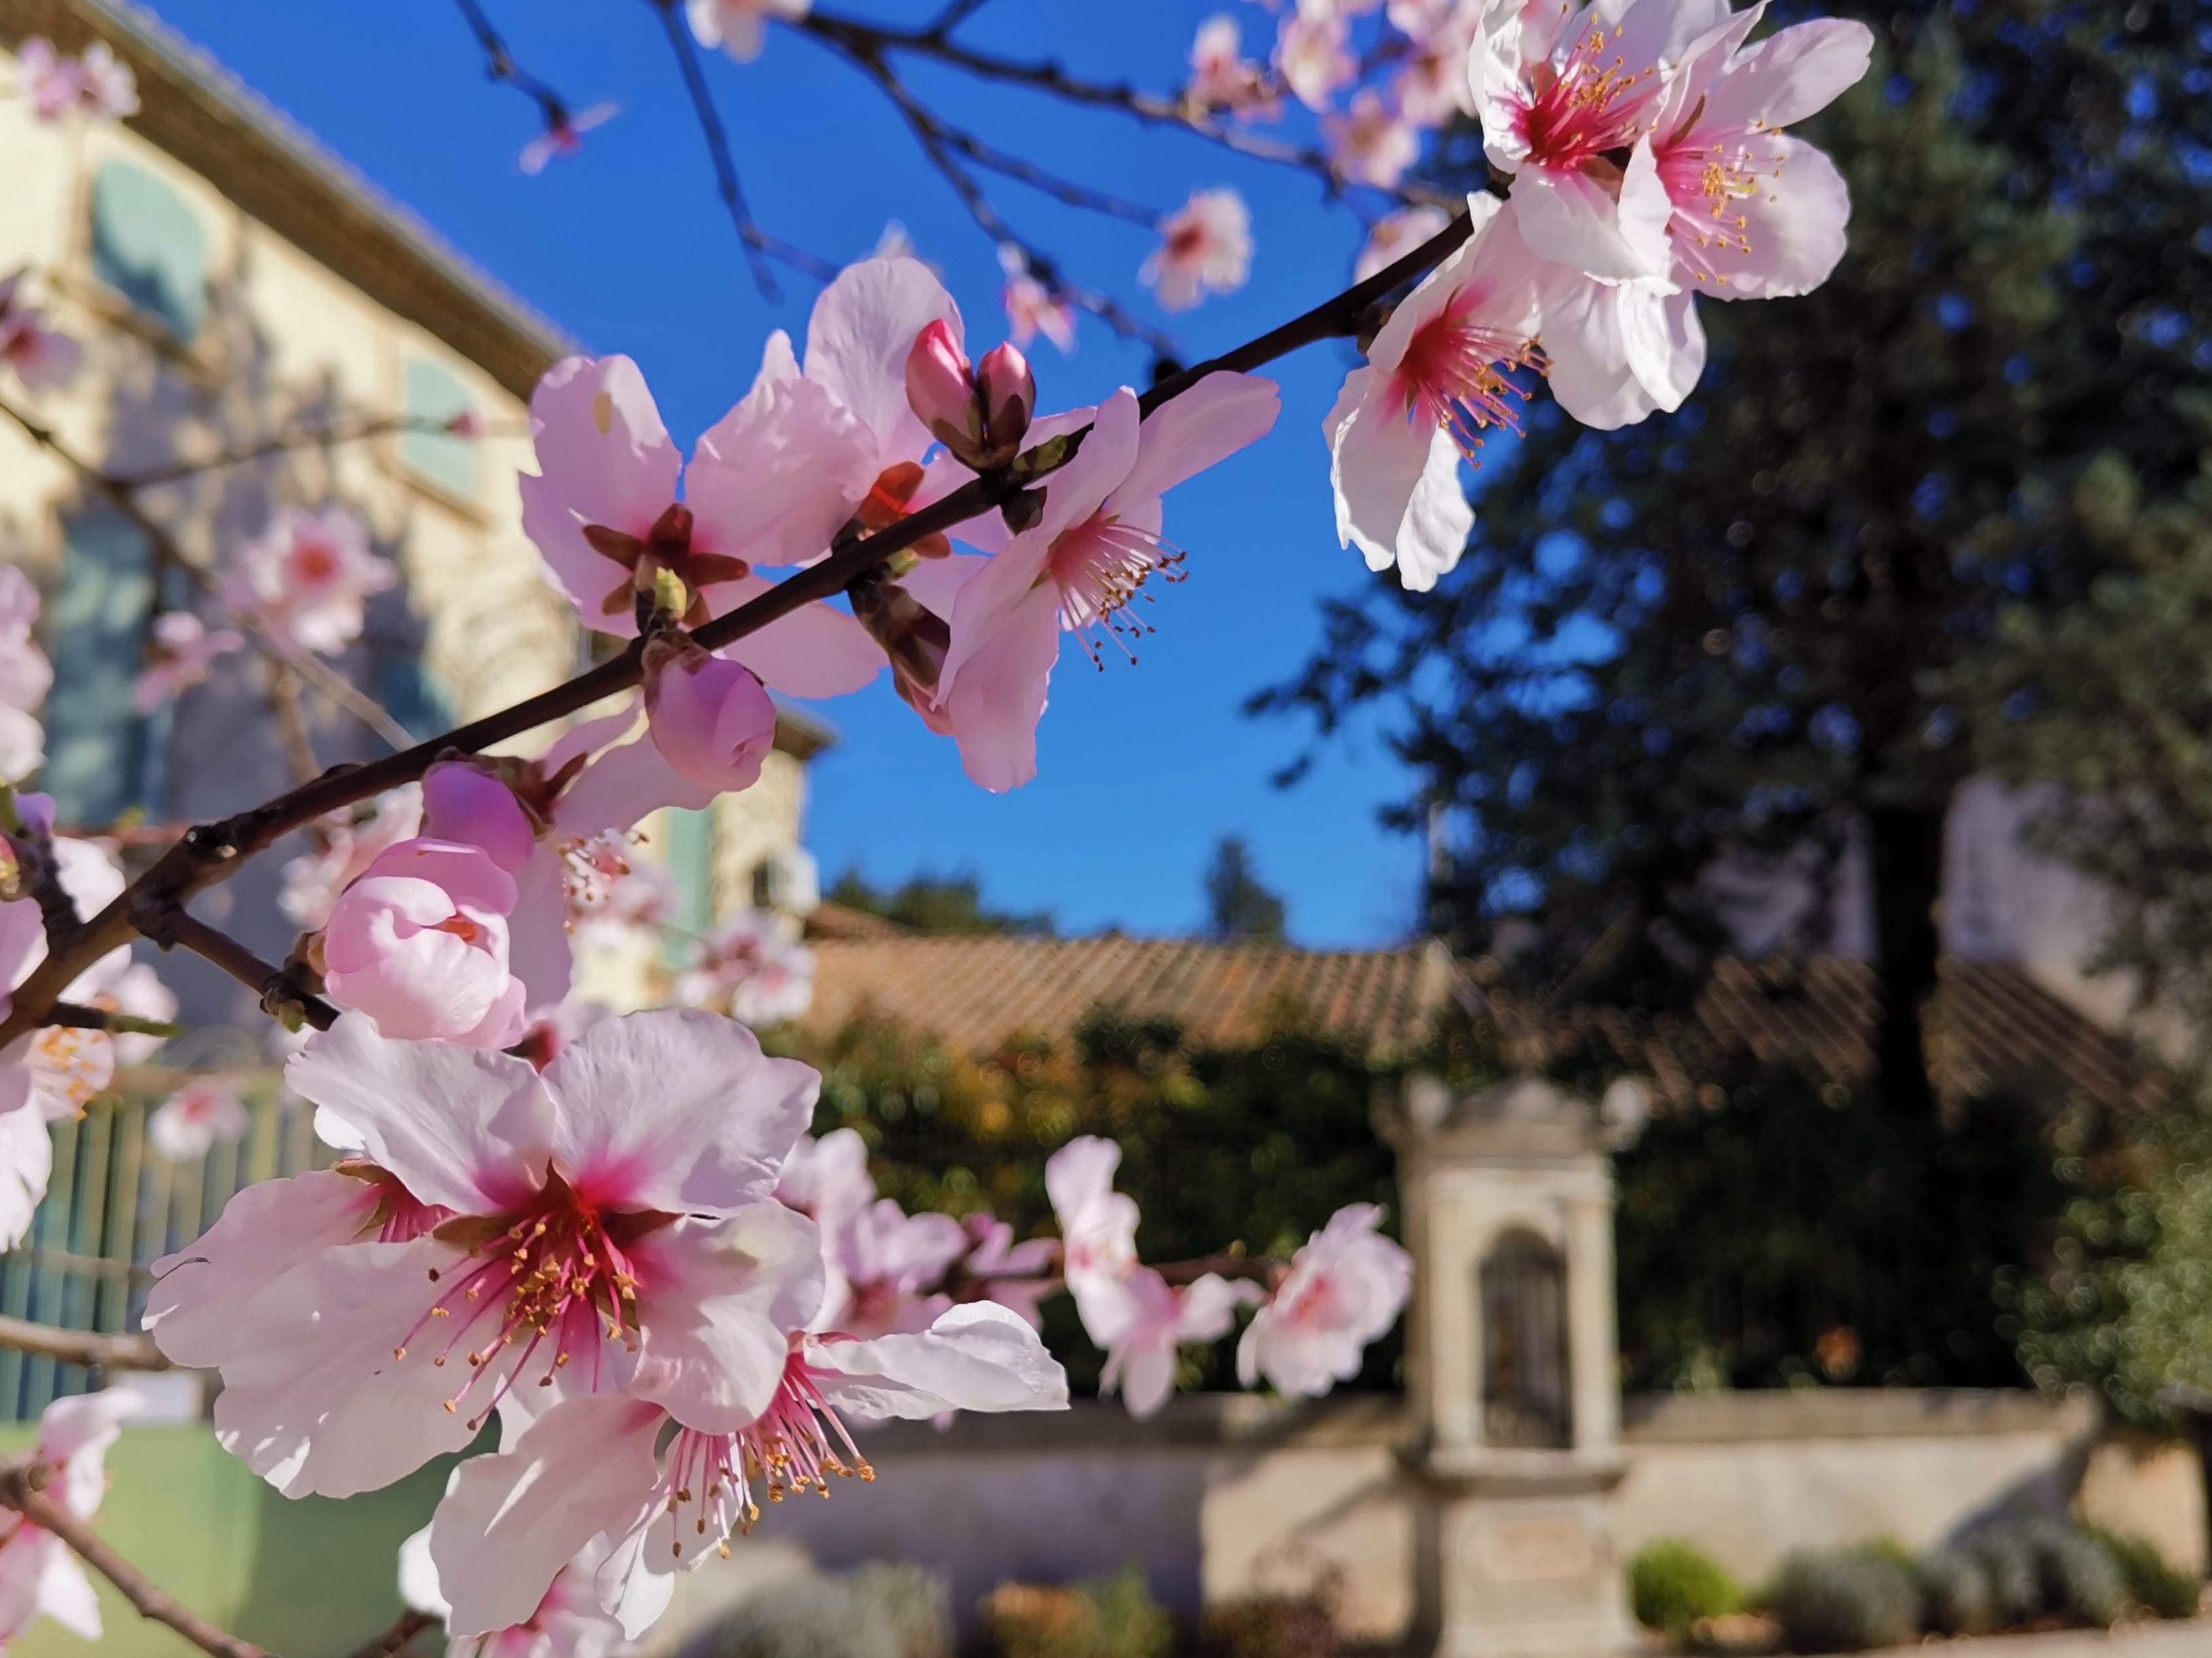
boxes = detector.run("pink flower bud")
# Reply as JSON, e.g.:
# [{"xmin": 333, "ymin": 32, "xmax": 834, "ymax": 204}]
[
  {"xmin": 975, "ymin": 342, "xmax": 1035, "ymax": 467},
  {"xmin": 905, "ymin": 319, "xmax": 987, "ymax": 465},
  {"xmin": 422, "ymin": 761, "xmax": 536, "ymax": 872},
  {"xmin": 321, "ymin": 838, "xmax": 528, "ymax": 1047},
  {"xmin": 644, "ymin": 638, "xmax": 778, "ymax": 794}
]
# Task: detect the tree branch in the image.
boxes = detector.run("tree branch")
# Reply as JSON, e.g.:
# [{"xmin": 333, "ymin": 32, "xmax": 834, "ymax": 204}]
[
  {"xmin": 133, "ymin": 902, "xmax": 337, "ymax": 1033},
  {"xmin": 43, "ymin": 1002, "xmax": 183, "ymax": 1039},
  {"xmin": 644, "ymin": 0, "xmax": 803, "ymax": 296},
  {"xmin": 109, "ymin": 414, "xmax": 511, "ymax": 489},
  {"xmin": 0, "ymin": 393, "xmax": 418, "ymax": 752},
  {"xmin": 0, "ymin": 209, "xmax": 1475, "ymax": 1053},
  {"xmin": 342, "ymin": 1610, "xmax": 438, "ymax": 1658},
  {"xmin": 451, "ymin": 0, "xmax": 578, "ymax": 128},
  {"xmin": 0, "ymin": 1315, "xmax": 172, "ymax": 1372},
  {"xmin": 0, "ymin": 1457, "xmax": 264, "ymax": 1658}
]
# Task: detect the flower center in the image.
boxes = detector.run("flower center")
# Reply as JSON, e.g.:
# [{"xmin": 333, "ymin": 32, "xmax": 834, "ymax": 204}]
[
  {"xmin": 659, "ymin": 1352, "xmax": 874, "ymax": 1562},
  {"xmin": 30, "ymin": 1025, "xmax": 111, "ymax": 1114},
  {"xmin": 1515, "ymin": 26, "xmax": 1653, "ymax": 175},
  {"xmin": 1653, "ymin": 119, "xmax": 1783, "ymax": 286},
  {"xmin": 1392, "ymin": 292, "xmax": 1539, "ymax": 455},
  {"xmin": 396, "ymin": 1174, "xmax": 665, "ymax": 1428},
  {"xmin": 1047, "ymin": 514, "xmax": 1186, "ymax": 666},
  {"xmin": 294, "ymin": 542, "xmax": 340, "ymax": 585}
]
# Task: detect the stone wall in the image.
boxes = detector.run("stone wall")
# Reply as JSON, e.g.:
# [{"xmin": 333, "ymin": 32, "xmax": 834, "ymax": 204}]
[{"xmin": 656, "ymin": 1390, "xmax": 2208, "ymax": 1651}]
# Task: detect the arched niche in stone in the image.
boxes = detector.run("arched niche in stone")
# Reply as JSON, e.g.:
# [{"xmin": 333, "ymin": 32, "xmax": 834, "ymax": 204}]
[{"xmin": 1479, "ymin": 1227, "xmax": 1572, "ymax": 1450}]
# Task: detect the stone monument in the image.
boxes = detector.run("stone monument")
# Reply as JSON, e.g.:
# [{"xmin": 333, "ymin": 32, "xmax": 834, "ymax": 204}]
[{"xmin": 1388, "ymin": 1073, "xmax": 1636, "ymax": 1657}]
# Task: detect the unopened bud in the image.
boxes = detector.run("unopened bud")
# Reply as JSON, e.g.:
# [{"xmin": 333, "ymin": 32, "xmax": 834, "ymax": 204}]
[
  {"xmin": 643, "ymin": 635, "xmax": 777, "ymax": 795},
  {"xmin": 975, "ymin": 342, "xmax": 1035, "ymax": 468},
  {"xmin": 1001, "ymin": 487, "xmax": 1047, "ymax": 536},
  {"xmin": 849, "ymin": 569, "xmax": 954, "ymax": 733},
  {"xmin": 905, "ymin": 319, "xmax": 985, "ymax": 463}
]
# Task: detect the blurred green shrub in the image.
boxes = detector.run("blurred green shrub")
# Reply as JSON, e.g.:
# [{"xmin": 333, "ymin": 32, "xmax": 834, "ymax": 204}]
[
  {"xmin": 1766, "ymin": 1547, "xmax": 1920, "ymax": 1653},
  {"xmin": 981, "ymin": 1568, "xmax": 1174, "ymax": 1658},
  {"xmin": 1628, "ymin": 1539, "xmax": 1742, "ymax": 1640},
  {"xmin": 2082, "ymin": 1525, "xmax": 2200, "ymax": 1620}
]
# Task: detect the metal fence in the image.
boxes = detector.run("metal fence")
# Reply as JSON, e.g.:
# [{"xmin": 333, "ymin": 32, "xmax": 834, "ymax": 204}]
[{"xmin": 0, "ymin": 1075, "xmax": 324, "ymax": 1421}]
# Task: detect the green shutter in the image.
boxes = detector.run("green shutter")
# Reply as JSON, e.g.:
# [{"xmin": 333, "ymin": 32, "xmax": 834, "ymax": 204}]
[
  {"xmin": 400, "ymin": 359, "xmax": 478, "ymax": 499},
  {"xmin": 664, "ymin": 807, "xmax": 716, "ymax": 959},
  {"xmin": 90, "ymin": 161, "xmax": 207, "ymax": 342},
  {"xmin": 41, "ymin": 513, "xmax": 156, "ymax": 826}
]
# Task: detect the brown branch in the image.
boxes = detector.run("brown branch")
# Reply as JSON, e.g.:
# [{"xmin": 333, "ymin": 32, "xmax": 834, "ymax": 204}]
[
  {"xmin": 1155, "ymin": 1254, "xmax": 1286, "ymax": 1289},
  {"xmin": 0, "ymin": 1456, "xmax": 264, "ymax": 1658},
  {"xmin": 270, "ymin": 663, "xmax": 321, "ymax": 784},
  {"xmin": 133, "ymin": 903, "xmax": 338, "ymax": 1033},
  {"xmin": 453, "ymin": 0, "xmax": 580, "ymax": 128},
  {"xmin": 0, "ymin": 1316, "xmax": 172, "ymax": 1371},
  {"xmin": 341, "ymin": 1609, "xmax": 438, "ymax": 1658},
  {"xmin": 644, "ymin": 0, "xmax": 800, "ymax": 296},
  {"xmin": 0, "ymin": 393, "xmax": 417, "ymax": 752},
  {"xmin": 0, "ymin": 209, "xmax": 1475, "ymax": 1053},
  {"xmin": 1, "ymin": 790, "xmax": 85, "ymax": 942}
]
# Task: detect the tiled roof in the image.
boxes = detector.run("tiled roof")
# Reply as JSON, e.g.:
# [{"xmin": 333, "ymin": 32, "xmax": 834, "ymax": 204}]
[
  {"xmin": 804, "ymin": 934, "xmax": 1468, "ymax": 1059},
  {"xmin": 1486, "ymin": 956, "xmax": 2156, "ymax": 1110}
]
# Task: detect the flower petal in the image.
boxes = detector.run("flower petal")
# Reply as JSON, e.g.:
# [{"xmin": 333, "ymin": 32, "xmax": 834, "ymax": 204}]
[
  {"xmin": 805, "ymin": 258, "xmax": 963, "ymax": 467},
  {"xmin": 811, "ymin": 1301, "xmax": 1068, "ymax": 1419},
  {"xmin": 711, "ymin": 576, "xmax": 886, "ymax": 699},
  {"xmin": 628, "ymin": 1205, "xmax": 826, "ymax": 1432},
  {"xmin": 540, "ymin": 1008, "xmax": 817, "ymax": 1214},
  {"xmin": 1702, "ymin": 16, "xmax": 1875, "ymax": 133},
  {"xmin": 1114, "ymin": 372, "xmax": 1280, "ymax": 509}
]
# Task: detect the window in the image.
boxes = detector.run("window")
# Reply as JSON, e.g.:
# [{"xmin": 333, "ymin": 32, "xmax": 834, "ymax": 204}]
[
  {"xmin": 1479, "ymin": 1229, "xmax": 1571, "ymax": 1449},
  {"xmin": 400, "ymin": 359, "xmax": 478, "ymax": 500},
  {"xmin": 90, "ymin": 161, "xmax": 207, "ymax": 342},
  {"xmin": 41, "ymin": 514, "xmax": 157, "ymax": 826},
  {"xmin": 663, "ymin": 807, "xmax": 716, "ymax": 957}
]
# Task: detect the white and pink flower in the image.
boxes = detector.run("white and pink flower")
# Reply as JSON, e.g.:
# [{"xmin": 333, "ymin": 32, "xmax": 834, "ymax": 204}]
[
  {"xmin": 686, "ymin": 0, "xmax": 809, "ymax": 63},
  {"xmin": 279, "ymin": 785, "xmax": 425, "ymax": 930},
  {"xmin": 931, "ymin": 374, "xmax": 1278, "ymax": 790},
  {"xmin": 401, "ymin": 1520, "xmax": 642, "ymax": 1658},
  {"xmin": 133, "ymin": 610, "xmax": 244, "ymax": 714},
  {"xmin": 998, "ymin": 247, "xmax": 1078, "ymax": 355},
  {"xmin": 425, "ymin": 1299, "xmax": 1064, "ymax": 1641},
  {"xmin": 520, "ymin": 103, "xmax": 619, "ymax": 176},
  {"xmin": 0, "ymin": 270, "xmax": 82, "ymax": 391},
  {"xmin": 1324, "ymin": 194, "xmax": 1547, "ymax": 589},
  {"xmin": 1097, "ymin": 1268, "xmax": 1260, "ymax": 1420},
  {"xmin": 1324, "ymin": 90, "xmax": 1420, "ymax": 190},
  {"xmin": 13, "ymin": 37, "xmax": 135, "ymax": 122},
  {"xmin": 673, "ymin": 912, "xmax": 815, "ymax": 1026},
  {"xmin": 1044, "ymin": 1135, "xmax": 1141, "ymax": 1336},
  {"xmin": 1237, "ymin": 1204, "xmax": 1411, "ymax": 1396},
  {"xmin": 151, "ymin": 1010, "xmax": 821, "ymax": 1500},
  {"xmin": 0, "ymin": 1388, "xmax": 142, "ymax": 1648},
  {"xmin": 1189, "ymin": 16, "xmax": 1279, "ymax": 117},
  {"xmin": 1142, "ymin": 190, "xmax": 1254, "ymax": 313},
  {"xmin": 1275, "ymin": 14, "xmax": 1355, "ymax": 111},
  {"xmin": 1354, "ymin": 205, "xmax": 1452, "ymax": 282},
  {"xmin": 221, "ymin": 504, "xmax": 396, "ymax": 657},
  {"xmin": 148, "ymin": 1076, "xmax": 251, "ymax": 1162},
  {"xmin": 0, "ymin": 564, "xmax": 52, "ymax": 783}
]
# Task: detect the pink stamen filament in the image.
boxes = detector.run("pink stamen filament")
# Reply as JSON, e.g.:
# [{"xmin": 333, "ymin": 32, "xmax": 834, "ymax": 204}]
[
  {"xmin": 1392, "ymin": 294, "xmax": 1539, "ymax": 455},
  {"xmin": 1047, "ymin": 514, "xmax": 1189, "ymax": 669},
  {"xmin": 662, "ymin": 1358, "xmax": 875, "ymax": 1562},
  {"xmin": 1515, "ymin": 25, "xmax": 1655, "ymax": 173}
]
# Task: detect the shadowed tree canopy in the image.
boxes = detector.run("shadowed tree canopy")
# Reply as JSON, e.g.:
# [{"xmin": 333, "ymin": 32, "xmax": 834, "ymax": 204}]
[
  {"xmin": 827, "ymin": 867, "xmax": 1055, "ymax": 936},
  {"xmin": 1204, "ymin": 834, "xmax": 1289, "ymax": 942},
  {"xmin": 1261, "ymin": 0, "xmax": 2212, "ymax": 1116}
]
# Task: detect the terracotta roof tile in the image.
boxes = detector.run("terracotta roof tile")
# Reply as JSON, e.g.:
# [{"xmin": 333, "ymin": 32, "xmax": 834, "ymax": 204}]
[{"xmin": 804, "ymin": 935, "xmax": 1466, "ymax": 1060}]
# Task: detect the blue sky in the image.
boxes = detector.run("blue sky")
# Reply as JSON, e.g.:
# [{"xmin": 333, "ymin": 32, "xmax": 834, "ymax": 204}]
[{"xmin": 140, "ymin": 0, "xmax": 1435, "ymax": 945}]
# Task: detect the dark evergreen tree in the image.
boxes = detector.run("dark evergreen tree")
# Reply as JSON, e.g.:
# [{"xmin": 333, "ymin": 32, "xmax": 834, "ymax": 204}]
[
  {"xmin": 1263, "ymin": 0, "xmax": 2212, "ymax": 1112},
  {"xmin": 1204, "ymin": 834, "xmax": 1289, "ymax": 942},
  {"xmin": 826, "ymin": 867, "xmax": 1054, "ymax": 936}
]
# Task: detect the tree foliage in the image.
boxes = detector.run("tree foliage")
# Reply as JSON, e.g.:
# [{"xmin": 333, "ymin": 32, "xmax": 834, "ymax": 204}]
[
  {"xmin": 1203, "ymin": 834, "xmax": 1289, "ymax": 942},
  {"xmin": 1263, "ymin": 0, "xmax": 2212, "ymax": 1107},
  {"xmin": 826, "ymin": 867, "xmax": 1055, "ymax": 936}
]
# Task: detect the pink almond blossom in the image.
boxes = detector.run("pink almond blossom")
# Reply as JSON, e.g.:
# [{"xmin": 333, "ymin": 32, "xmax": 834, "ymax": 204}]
[
  {"xmin": 775, "ymin": 1129, "xmax": 876, "ymax": 1235},
  {"xmin": 932, "ymin": 374, "xmax": 1279, "ymax": 791},
  {"xmin": 955, "ymin": 1213, "xmax": 1060, "ymax": 1330},
  {"xmin": 642, "ymin": 635, "xmax": 777, "ymax": 796},
  {"xmin": 162, "ymin": 1010, "xmax": 820, "ymax": 1500},
  {"xmin": 133, "ymin": 610, "xmax": 243, "ymax": 713},
  {"xmin": 1044, "ymin": 1135, "xmax": 1141, "ymax": 1339},
  {"xmin": 1189, "ymin": 16, "xmax": 1280, "ymax": 117},
  {"xmin": 15, "ymin": 38, "xmax": 81, "ymax": 121},
  {"xmin": 1098, "ymin": 1268, "xmax": 1261, "ymax": 1420},
  {"xmin": 0, "ymin": 1388, "xmax": 142, "ymax": 1648},
  {"xmin": 401, "ymin": 1522, "xmax": 644, "ymax": 1658},
  {"xmin": 1142, "ymin": 190, "xmax": 1254, "ymax": 313},
  {"xmin": 0, "ymin": 270, "xmax": 82, "ymax": 390},
  {"xmin": 998, "ymin": 247, "xmax": 1077, "ymax": 355},
  {"xmin": 0, "ymin": 565, "xmax": 53, "ymax": 784},
  {"xmin": 222, "ymin": 504, "xmax": 396, "ymax": 656},
  {"xmin": 425, "ymin": 1300, "xmax": 1064, "ymax": 1640},
  {"xmin": 1325, "ymin": 90, "xmax": 1420, "ymax": 189},
  {"xmin": 1324, "ymin": 194, "xmax": 1547, "ymax": 590},
  {"xmin": 520, "ymin": 103, "xmax": 619, "ymax": 176},
  {"xmin": 1537, "ymin": 2, "xmax": 1872, "ymax": 427},
  {"xmin": 1354, "ymin": 205, "xmax": 1452, "ymax": 281},
  {"xmin": 1237, "ymin": 1203, "xmax": 1411, "ymax": 1396},
  {"xmin": 1392, "ymin": 0, "xmax": 1481, "ymax": 126},
  {"xmin": 1472, "ymin": 0, "xmax": 1691, "ymax": 281},
  {"xmin": 321, "ymin": 838, "xmax": 531, "ymax": 1048},
  {"xmin": 686, "ymin": 0, "xmax": 809, "ymax": 63},
  {"xmin": 75, "ymin": 40, "xmax": 137, "ymax": 120},
  {"xmin": 1275, "ymin": 14, "xmax": 1355, "ymax": 111},
  {"xmin": 673, "ymin": 912, "xmax": 815, "ymax": 1026},
  {"xmin": 149, "ymin": 1076, "xmax": 251, "ymax": 1162},
  {"xmin": 822, "ymin": 1196, "xmax": 967, "ymax": 1338}
]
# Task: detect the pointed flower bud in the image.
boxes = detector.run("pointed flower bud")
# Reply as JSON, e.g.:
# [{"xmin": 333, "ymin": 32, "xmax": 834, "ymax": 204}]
[
  {"xmin": 644, "ymin": 635, "xmax": 778, "ymax": 795},
  {"xmin": 975, "ymin": 342, "xmax": 1035, "ymax": 468},
  {"xmin": 905, "ymin": 319, "xmax": 986, "ymax": 464}
]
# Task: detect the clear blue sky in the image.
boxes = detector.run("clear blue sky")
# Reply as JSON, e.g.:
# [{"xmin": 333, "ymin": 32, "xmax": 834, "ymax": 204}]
[{"xmin": 141, "ymin": 0, "xmax": 1434, "ymax": 945}]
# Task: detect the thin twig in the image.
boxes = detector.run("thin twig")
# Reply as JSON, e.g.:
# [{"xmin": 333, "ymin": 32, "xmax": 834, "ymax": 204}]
[
  {"xmin": 645, "ymin": 0, "xmax": 789, "ymax": 297},
  {"xmin": 342, "ymin": 1610, "xmax": 438, "ymax": 1658},
  {"xmin": 0, "ymin": 1315, "xmax": 171, "ymax": 1372},
  {"xmin": 270, "ymin": 664, "xmax": 321, "ymax": 784},
  {"xmin": 926, "ymin": 0, "xmax": 996, "ymax": 37},
  {"xmin": 0, "ymin": 1457, "xmax": 264, "ymax": 1658},
  {"xmin": 110, "ymin": 414, "xmax": 513, "ymax": 489},
  {"xmin": 0, "ymin": 211, "xmax": 1475, "ymax": 1053},
  {"xmin": 0, "ymin": 394, "xmax": 417, "ymax": 752},
  {"xmin": 452, "ymin": 0, "xmax": 576, "ymax": 126},
  {"xmin": 133, "ymin": 902, "xmax": 338, "ymax": 1032},
  {"xmin": 43, "ymin": 1002, "xmax": 183, "ymax": 1039}
]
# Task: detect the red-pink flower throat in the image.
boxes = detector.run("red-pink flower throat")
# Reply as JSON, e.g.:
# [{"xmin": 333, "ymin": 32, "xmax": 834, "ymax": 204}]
[{"xmin": 1392, "ymin": 290, "xmax": 1539, "ymax": 455}]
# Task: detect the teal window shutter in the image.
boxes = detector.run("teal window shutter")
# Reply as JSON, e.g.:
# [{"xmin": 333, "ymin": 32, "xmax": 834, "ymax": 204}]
[
  {"xmin": 400, "ymin": 359, "xmax": 478, "ymax": 499},
  {"xmin": 663, "ymin": 808, "xmax": 716, "ymax": 960},
  {"xmin": 90, "ymin": 162, "xmax": 207, "ymax": 342},
  {"xmin": 43, "ymin": 514, "xmax": 156, "ymax": 826}
]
